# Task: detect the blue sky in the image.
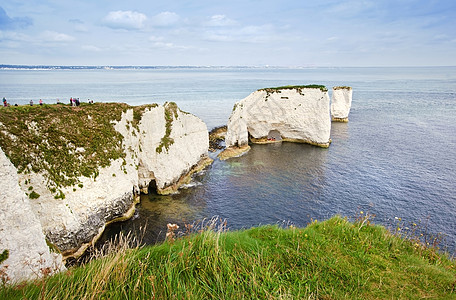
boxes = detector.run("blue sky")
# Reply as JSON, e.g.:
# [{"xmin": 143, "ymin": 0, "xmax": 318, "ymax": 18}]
[{"xmin": 1, "ymin": 0, "xmax": 455, "ymax": 66}]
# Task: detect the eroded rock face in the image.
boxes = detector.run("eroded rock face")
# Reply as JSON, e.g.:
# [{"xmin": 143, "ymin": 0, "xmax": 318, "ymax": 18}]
[
  {"xmin": 0, "ymin": 149, "xmax": 65, "ymax": 284},
  {"xmin": 1, "ymin": 103, "xmax": 210, "ymax": 268},
  {"xmin": 225, "ymin": 87, "xmax": 331, "ymax": 154},
  {"xmin": 135, "ymin": 104, "xmax": 210, "ymax": 193},
  {"xmin": 331, "ymin": 86, "xmax": 353, "ymax": 122}
]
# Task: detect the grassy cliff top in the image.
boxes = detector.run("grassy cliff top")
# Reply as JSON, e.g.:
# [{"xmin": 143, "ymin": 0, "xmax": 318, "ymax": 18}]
[
  {"xmin": 333, "ymin": 86, "xmax": 352, "ymax": 90},
  {"xmin": 1, "ymin": 216, "xmax": 454, "ymax": 299},
  {"xmin": 260, "ymin": 85, "xmax": 328, "ymax": 93},
  {"xmin": 0, "ymin": 103, "xmax": 160, "ymax": 193}
]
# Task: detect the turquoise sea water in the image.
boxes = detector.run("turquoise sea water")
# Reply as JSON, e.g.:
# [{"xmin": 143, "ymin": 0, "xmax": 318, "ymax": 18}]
[{"xmin": 1, "ymin": 67, "xmax": 455, "ymax": 253}]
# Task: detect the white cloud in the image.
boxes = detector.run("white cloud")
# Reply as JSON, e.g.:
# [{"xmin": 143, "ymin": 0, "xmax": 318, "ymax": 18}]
[
  {"xmin": 75, "ymin": 24, "xmax": 89, "ymax": 32},
  {"xmin": 327, "ymin": 36, "xmax": 340, "ymax": 41},
  {"xmin": 204, "ymin": 24, "xmax": 277, "ymax": 43},
  {"xmin": 41, "ymin": 30, "xmax": 75, "ymax": 42},
  {"xmin": 206, "ymin": 15, "xmax": 237, "ymax": 27},
  {"xmin": 103, "ymin": 10, "xmax": 147, "ymax": 30},
  {"xmin": 149, "ymin": 35, "xmax": 164, "ymax": 42},
  {"xmin": 0, "ymin": 30, "xmax": 30, "ymax": 42},
  {"xmin": 82, "ymin": 45, "xmax": 102, "ymax": 52},
  {"xmin": 150, "ymin": 41, "xmax": 193, "ymax": 51},
  {"xmin": 151, "ymin": 12, "xmax": 180, "ymax": 27}
]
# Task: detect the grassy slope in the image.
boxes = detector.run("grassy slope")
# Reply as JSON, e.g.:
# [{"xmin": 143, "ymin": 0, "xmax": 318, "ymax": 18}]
[{"xmin": 1, "ymin": 216, "xmax": 454, "ymax": 299}]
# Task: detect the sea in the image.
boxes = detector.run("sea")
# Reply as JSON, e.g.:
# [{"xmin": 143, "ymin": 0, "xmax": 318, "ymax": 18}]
[{"xmin": 1, "ymin": 66, "xmax": 455, "ymax": 254}]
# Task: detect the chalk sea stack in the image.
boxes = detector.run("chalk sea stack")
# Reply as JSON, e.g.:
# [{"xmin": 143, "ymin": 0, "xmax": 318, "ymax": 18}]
[
  {"xmin": 221, "ymin": 85, "xmax": 332, "ymax": 160},
  {"xmin": 331, "ymin": 86, "xmax": 353, "ymax": 122}
]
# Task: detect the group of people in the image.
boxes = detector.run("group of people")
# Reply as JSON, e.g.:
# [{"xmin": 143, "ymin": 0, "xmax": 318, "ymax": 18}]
[
  {"xmin": 29, "ymin": 99, "xmax": 44, "ymax": 106},
  {"xmin": 1, "ymin": 97, "xmax": 96, "ymax": 107},
  {"xmin": 2, "ymin": 97, "xmax": 18, "ymax": 107},
  {"xmin": 70, "ymin": 98, "xmax": 94, "ymax": 106},
  {"xmin": 70, "ymin": 97, "xmax": 80, "ymax": 106}
]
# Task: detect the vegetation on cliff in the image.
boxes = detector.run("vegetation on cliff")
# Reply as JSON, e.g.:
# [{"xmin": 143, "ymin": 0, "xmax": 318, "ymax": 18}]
[
  {"xmin": 156, "ymin": 102, "xmax": 179, "ymax": 154},
  {"xmin": 1, "ymin": 216, "xmax": 454, "ymax": 299},
  {"xmin": 260, "ymin": 85, "xmax": 328, "ymax": 93},
  {"xmin": 0, "ymin": 103, "xmax": 171, "ymax": 197},
  {"xmin": 333, "ymin": 86, "xmax": 352, "ymax": 90}
]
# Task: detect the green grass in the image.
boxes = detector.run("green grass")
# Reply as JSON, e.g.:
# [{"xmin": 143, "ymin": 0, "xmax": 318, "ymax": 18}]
[
  {"xmin": 333, "ymin": 86, "xmax": 352, "ymax": 90},
  {"xmin": 260, "ymin": 85, "xmax": 328, "ymax": 93},
  {"xmin": 1, "ymin": 216, "xmax": 454, "ymax": 299}
]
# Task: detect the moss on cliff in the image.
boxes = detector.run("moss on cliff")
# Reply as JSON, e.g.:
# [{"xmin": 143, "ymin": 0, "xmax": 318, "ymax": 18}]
[
  {"xmin": 132, "ymin": 104, "xmax": 159, "ymax": 130},
  {"xmin": 333, "ymin": 86, "xmax": 352, "ymax": 90},
  {"xmin": 0, "ymin": 103, "xmax": 159, "ymax": 192},
  {"xmin": 260, "ymin": 85, "xmax": 328, "ymax": 93},
  {"xmin": 156, "ymin": 102, "xmax": 179, "ymax": 154}
]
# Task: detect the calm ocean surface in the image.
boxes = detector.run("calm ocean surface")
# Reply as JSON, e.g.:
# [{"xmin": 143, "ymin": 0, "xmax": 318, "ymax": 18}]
[{"xmin": 1, "ymin": 67, "xmax": 455, "ymax": 253}]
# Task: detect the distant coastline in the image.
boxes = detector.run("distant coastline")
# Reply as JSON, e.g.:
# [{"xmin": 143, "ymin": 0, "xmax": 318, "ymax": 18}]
[
  {"xmin": 2, "ymin": 65, "xmax": 455, "ymax": 71},
  {"xmin": 0, "ymin": 65, "xmax": 305, "ymax": 70}
]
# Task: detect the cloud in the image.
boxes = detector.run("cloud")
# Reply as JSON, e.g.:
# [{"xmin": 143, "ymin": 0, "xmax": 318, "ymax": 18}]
[
  {"xmin": 149, "ymin": 35, "xmax": 164, "ymax": 42},
  {"xmin": 82, "ymin": 45, "xmax": 102, "ymax": 52},
  {"xmin": 41, "ymin": 30, "xmax": 75, "ymax": 42},
  {"xmin": 103, "ymin": 10, "xmax": 147, "ymax": 30},
  {"xmin": 203, "ymin": 24, "xmax": 277, "ymax": 43},
  {"xmin": 205, "ymin": 15, "xmax": 237, "ymax": 27},
  {"xmin": 0, "ymin": 6, "xmax": 32, "ymax": 30},
  {"xmin": 326, "ymin": 36, "xmax": 340, "ymax": 41},
  {"xmin": 0, "ymin": 30, "xmax": 30, "ymax": 42},
  {"xmin": 151, "ymin": 12, "xmax": 180, "ymax": 27},
  {"xmin": 69, "ymin": 18, "xmax": 89, "ymax": 32},
  {"xmin": 148, "ymin": 35, "xmax": 194, "ymax": 51},
  {"xmin": 69, "ymin": 19, "xmax": 83, "ymax": 24}
]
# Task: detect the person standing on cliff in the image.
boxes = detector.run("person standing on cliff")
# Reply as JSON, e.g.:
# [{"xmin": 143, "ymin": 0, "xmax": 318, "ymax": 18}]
[
  {"xmin": 39, "ymin": 99, "xmax": 43, "ymax": 106},
  {"xmin": 30, "ymin": 100, "xmax": 33, "ymax": 106},
  {"xmin": 2, "ymin": 97, "xmax": 6, "ymax": 107}
]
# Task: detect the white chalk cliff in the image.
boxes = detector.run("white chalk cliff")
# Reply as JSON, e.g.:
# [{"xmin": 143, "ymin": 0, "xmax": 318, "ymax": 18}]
[
  {"xmin": 331, "ymin": 86, "xmax": 353, "ymax": 122},
  {"xmin": 0, "ymin": 102, "xmax": 210, "ymax": 282},
  {"xmin": 223, "ymin": 86, "xmax": 331, "ymax": 158},
  {"xmin": 0, "ymin": 149, "xmax": 65, "ymax": 284}
]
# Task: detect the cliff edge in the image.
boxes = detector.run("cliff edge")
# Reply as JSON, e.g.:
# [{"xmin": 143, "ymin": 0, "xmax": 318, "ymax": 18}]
[{"xmin": 0, "ymin": 102, "xmax": 210, "ymax": 282}]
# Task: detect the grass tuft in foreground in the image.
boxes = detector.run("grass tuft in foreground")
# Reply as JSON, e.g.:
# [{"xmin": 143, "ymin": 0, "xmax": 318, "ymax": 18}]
[{"xmin": 1, "ymin": 216, "xmax": 455, "ymax": 299}]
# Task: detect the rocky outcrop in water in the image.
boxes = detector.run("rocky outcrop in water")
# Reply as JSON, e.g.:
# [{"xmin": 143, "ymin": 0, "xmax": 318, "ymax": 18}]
[
  {"xmin": 0, "ymin": 102, "xmax": 210, "ymax": 282},
  {"xmin": 331, "ymin": 86, "xmax": 353, "ymax": 122},
  {"xmin": 221, "ymin": 86, "xmax": 331, "ymax": 159}
]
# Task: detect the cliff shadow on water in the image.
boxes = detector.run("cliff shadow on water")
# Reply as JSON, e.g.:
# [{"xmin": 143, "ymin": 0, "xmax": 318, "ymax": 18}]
[{"xmin": 96, "ymin": 170, "xmax": 211, "ymax": 251}]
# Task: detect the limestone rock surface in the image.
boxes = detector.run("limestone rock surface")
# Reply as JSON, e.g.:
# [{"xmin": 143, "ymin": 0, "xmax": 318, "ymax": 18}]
[
  {"xmin": 331, "ymin": 86, "xmax": 353, "ymax": 122},
  {"xmin": 0, "ymin": 149, "xmax": 65, "ymax": 284},
  {"xmin": 224, "ymin": 87, "xmax": 331, "ymax": 154},
  {"xmin": 135, "ymin": 104, "xmax": 211, "ymax": 193}
]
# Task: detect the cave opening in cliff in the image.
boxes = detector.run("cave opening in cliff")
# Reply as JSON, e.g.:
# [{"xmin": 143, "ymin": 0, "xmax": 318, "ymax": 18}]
[
  {"xmin": 147, "ymin": 179, "xmax": 158, "ymax": 195},
  {"xmin": 267, "ymin": 130, "xmax": 282, "ymax": 141}
]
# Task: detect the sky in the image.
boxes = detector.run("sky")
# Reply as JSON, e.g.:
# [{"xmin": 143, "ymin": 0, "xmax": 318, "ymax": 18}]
[{"xmin": 1, "ymin": 0, "xmax": 455, "ymax": 67}]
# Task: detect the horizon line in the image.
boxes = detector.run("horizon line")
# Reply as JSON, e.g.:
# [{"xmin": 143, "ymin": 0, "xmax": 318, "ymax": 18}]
[{"xmin": 1, "ymin": 64, "xmax": 455, "ymax": 70}]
